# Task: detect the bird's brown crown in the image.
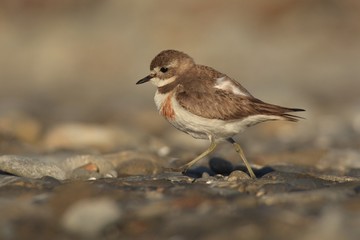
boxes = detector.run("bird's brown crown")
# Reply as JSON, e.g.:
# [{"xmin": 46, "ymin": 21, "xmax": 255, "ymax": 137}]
[{"xmin": 150, "ymin": 50, "xmax": 195, "ymax": 75}]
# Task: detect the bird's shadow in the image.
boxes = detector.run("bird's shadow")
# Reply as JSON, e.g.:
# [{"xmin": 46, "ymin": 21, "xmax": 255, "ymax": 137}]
[{"xmin": 184, "ymin": 157, "xmax": 275, "ymax": 178}]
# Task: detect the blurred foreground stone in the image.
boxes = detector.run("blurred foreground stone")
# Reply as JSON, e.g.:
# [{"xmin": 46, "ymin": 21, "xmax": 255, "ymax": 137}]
[{"xmin": 61, "ymin": 197, "xmax": 122, "ymax": 237}]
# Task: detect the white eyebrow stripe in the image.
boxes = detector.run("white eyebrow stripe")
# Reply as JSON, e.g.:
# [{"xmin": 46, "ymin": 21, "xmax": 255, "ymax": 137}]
[{"xmin": 214, "ymin": 76, "xmax": 249, "ymax": 96}]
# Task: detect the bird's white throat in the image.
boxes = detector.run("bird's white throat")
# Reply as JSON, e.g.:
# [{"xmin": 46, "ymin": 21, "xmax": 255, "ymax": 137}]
[{"xmin": 151, "ymin": 76, "xmax": 177, "ymax": 87}]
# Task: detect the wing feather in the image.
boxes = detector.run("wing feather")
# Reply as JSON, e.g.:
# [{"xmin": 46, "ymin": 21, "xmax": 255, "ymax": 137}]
[
  {"xmin": 175, "ymin": 65, "xmax": 304, "ymax": 121},
  {"xmin": 176, "ymin": 83, "xmax": 304, "ymax": 121}
]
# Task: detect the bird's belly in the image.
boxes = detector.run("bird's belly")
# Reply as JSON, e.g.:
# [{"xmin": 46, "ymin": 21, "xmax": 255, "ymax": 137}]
[{"xmin": 154, "ymin": 91, "xmax": 247, "ymax": 140}]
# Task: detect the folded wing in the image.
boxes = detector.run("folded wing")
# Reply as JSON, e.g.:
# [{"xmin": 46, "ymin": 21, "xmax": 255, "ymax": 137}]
[{"xmin": 176, "ymin": 76, "xmax": 304, "ymax": 121}]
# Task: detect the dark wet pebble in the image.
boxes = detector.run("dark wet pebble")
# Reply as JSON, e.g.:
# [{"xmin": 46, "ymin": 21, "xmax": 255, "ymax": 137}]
[{"xmin": 209, "ymin": 157, "xmax": 234, "ymax": 175}]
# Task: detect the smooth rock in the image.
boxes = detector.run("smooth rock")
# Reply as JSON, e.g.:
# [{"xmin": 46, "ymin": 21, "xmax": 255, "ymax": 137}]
[
  {"xmin": 209, "ymin": 157, "xmax": 234, "ymax": 175},
  {"xmin": 0, "ymin": 154, "xmax": 113, "ymax": 180},
  {"xmin": 43, "ymin": 123, "xmax": 140, "ymax": 152},
  {"xmin": 0, "ymin": 151, "xmax": 166, "ymax": 180},
  {"xmin": 0, "ymin": 155, "xmax": 67, "ymax": 180},
  {"xmin": 117, "ymin": 158, "xmax": 159, "ymax": 176},
  {"xmin": 104, "ymin": 151, "xmax": 166, "ymax": 176},
  {"xmin": 61, "ymin": 198, "xmax": 122, "ymax": 237},
  {"xmin": 227, "ymin": 170, "xmax": 251, "ymax": 181},
  {"xmin": 43, "ymin": 123, "xmax": 118, "ymax": 152}
]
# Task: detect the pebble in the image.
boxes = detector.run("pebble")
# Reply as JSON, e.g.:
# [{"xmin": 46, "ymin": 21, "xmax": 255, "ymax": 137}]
[
  {"xmin": 0, "ymin": 151, "xmax": 166, "ymax": 180},
  {"xmin": 0, "ymin": 155, "xmax": 67, "ymax": 180},
  {"xmin": 116, "ymin": 158, "xmax": 160, "ymax": 176},
  {"xmin": 227, "ymin": 170, "xmax": 251, "ymax": 181},
  {"xmin": 209, "ymin": 157, "xmax": 234, "ymax": 175},
  {"xmin": 104, "ymin": 170, "xmax": 118, "ymax": 178},
  {"xmin": 61, "ymin": 198, "xmax": 122, "ymax": 237},
  {"xmin": 105, "ymin": 151, "xmax": 166, "ymax": 176},
  {"xmin": 43, "ymin": 123, "xmax": 121, "ymax": 152}
]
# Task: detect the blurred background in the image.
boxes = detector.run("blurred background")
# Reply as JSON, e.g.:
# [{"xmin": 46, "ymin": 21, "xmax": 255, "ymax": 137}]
[{"xmin": 0, "ymin": 0, "xmax": 360, "ymax": 157}]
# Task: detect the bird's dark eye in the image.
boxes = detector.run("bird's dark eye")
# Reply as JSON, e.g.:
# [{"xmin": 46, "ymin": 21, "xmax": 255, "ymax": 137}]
[{"xmin": 160, "ymin": 67, "xmax": 168, "ymax": 73}]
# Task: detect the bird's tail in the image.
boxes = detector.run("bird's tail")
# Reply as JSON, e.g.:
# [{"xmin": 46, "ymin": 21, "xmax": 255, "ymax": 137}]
[
  {"xmin": 253, "ymin": 99, "xmax": 305, "ymax": 122},
  {"xmin": 281, "ymin": 108, "xmax": 305, "ymax": 122}
]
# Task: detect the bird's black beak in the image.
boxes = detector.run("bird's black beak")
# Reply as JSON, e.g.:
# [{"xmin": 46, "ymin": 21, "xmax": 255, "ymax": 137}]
[{"xmin": 136, "ymin": 75, "xmax": 152, "ymax": 85}]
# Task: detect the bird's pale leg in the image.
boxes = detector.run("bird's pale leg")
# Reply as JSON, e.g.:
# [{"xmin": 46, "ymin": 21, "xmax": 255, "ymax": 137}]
[
  {"xmin": 227, "ymin": 138, "xmax": 256, "ymax": 179},
  {"xmin": 176, "ymin": 136, "xmax": 217, "ymax": 173}
]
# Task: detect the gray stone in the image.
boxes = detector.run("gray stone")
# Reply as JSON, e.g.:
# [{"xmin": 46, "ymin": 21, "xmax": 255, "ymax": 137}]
[
  {"xmin": 61, "ymin": 198, "xmax": 122, "ymax": 237},
  {"xmin": 0, "ymin": 155, "xmax": 67, "ymax": 180},
  {"xmin": 0, "ymin": 151, "xmax": 165, "ymax": 180}
]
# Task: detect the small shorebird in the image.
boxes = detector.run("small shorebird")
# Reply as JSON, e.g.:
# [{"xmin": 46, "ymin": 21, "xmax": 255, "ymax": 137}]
[{"xmin": 137, "ymin": 50, "xmax": 304, "ymax": 178}]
